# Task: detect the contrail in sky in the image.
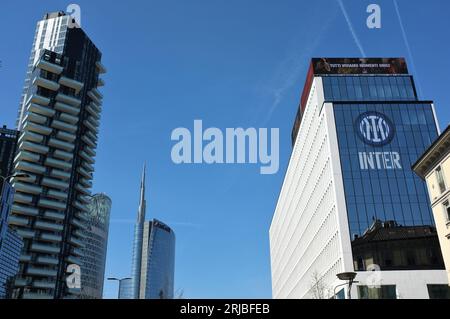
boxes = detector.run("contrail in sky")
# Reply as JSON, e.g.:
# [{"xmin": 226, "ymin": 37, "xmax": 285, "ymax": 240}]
[
  {"xmin": 337, "ymin": 0, "xmax": 366, "ymax": 57},
  {"xmin": 393, "ymin": 0, "xmax": 423, "ymax": 97}
]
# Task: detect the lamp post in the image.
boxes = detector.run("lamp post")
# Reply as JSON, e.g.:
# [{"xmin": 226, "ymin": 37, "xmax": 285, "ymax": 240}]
[
  {"xmin": 107, "ymin": 277, "xmax": 131, "ymax": 299},
  {"xmin": 335, "ymin": 272, "xmax": 358, "ymax": 300}
]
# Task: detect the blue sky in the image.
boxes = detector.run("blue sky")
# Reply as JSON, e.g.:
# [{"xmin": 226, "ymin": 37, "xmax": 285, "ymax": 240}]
[{"xmin": 1, "ymin": 0, "xmax": 450, "ymax": 298}]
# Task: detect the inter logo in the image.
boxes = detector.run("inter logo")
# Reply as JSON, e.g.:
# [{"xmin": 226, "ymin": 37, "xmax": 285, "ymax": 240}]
[{"xmin": 356, "ymin": 112, "xmax": 394, "ymax": 146}]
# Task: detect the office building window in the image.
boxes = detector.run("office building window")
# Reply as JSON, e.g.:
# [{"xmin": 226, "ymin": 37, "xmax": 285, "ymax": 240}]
[
  {"xmin": 358, "ymin": 285, "xmax": 397, "ymax": 299},
  {"xmin": 427, "ymin": 285, "xmax": 450, "ymax": 299},
  {"xmin": 436, "ymin": 166, "xmax": 446, "ymax": 193},
  {"xmin": 443, "ymin": 200, "xmax": 450, "ymax": 222}
]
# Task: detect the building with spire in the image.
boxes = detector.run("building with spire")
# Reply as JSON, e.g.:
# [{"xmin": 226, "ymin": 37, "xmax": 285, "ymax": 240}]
[{"xmin": 130, "ymin": 165, "xmax": 175, "ymax": 299}]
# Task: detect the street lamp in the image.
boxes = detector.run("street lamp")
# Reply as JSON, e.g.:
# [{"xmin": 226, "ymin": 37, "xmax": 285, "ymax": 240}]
[
  {"xmin": 107, "ymin": 277, "xmax": 131, "ymax": 299},
  {"xmin": 335, "ymin": 272, "xmax": 358, "ymax": 300}
]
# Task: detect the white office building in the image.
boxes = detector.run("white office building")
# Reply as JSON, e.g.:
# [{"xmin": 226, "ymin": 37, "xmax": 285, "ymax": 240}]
[{"xmin": 270, "ymin": 58, "xmax": 450, "ymax": 299}]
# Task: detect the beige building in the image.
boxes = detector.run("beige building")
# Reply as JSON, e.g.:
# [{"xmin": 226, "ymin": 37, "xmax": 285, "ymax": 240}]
[{"xmin": 413, "ymin": 125, "xmax": 450, "ymax": 286}]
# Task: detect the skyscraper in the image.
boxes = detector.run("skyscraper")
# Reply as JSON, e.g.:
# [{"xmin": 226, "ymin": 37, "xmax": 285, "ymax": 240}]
[
  {"xmin": 130, "ymin": 165, "xmax": 147, "ymax": 299},
  {"xmin": 130, "ymin": 166, "xmax": 176, "ymax": 299},
  {"xmin": 0, "ymin": 181, "xmax": 23, "ymax": 299},
  {"xmin": 0, "ymin": 126, "xmax": 19, "ymax": 191},
  {"xmin": 118, "ymin": 278, "xmax": 133, "ymax": 299},
  {"xmin": 139, "ymin": 219, "xmax": 175, "ymax": 299},
  {"xmin": 270, "ymin": 58, "xmax": 449, "ymax": 299},
  {"xmin": 8, "ymin": 11, "xmax": 106, "ymax": 299},
  {"xmin": 80, "ymin": 193, "xmax": 112, "ymax": 299}
]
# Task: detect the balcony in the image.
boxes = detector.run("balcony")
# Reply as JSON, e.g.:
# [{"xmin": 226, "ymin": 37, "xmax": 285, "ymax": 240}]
[
  {"xmin": 19, "ymin": 255, "xmax": 32, "ymax": 262},
  {"xmin": 82, "ymin": 162, "xmax": 94, "ymax": 172},
  {"xmin": 51, "ymin": 119, "xmax": 77, "ymax": 133},
  {"xmin": 59, "ymin": 113, "xmax": 79, "ymax": 125},
  {"xmin": 73, "ymin": 228, "xmax": 85, "ymax": 238},
  {"xmin": 41, "ymin": 177, "xmax": 69, "ymax": 190},
  {"xmin": 13, "ymin": 193, "xmax": 33, "ymax": 204},
  {"xmin": 26, "ymin": 266, "xmax": 58, "ymax": 277},
  {"xmin": 53, "ymin": 150, "xmax": 73, "ymax": 162},
  {"xmin": 67, "ymin": 255, "xmax": 82, "ymax": 265},
  {"xmin": 31, "ymin": 242, "xmax": 61, "ymax": 254},
  {"xmin": 83, "ymin": 119, "xmax": 98, "ymax": 134},
  {"xmin": 85, "ymin": 130, "xmax": 98, "ymax": 143},
  {"xmin": 71, "ymin": 217, "xmax": 86, "ymax": 230},
  {"xmin": 33, "ymin": 280, "xmax": 56, "ymax": 289},
  {"xmin": 59, "ymin": 76, "xmax": 84, "ymax": 93},
  {"xmin": 25, "ymin": 122, "xmax": 52, "ymax": 137},
  {"xmin": 87, "ymin": 116, "xmax": 100, "ymax": 128},
  {"xmin": 48, "ymin": 138, "xmax": 75, "ymax": 152},
  {"xmin": 87, "ymin": 91, "xmax": 102, "ymax": 105},
  {"xmin": 15, "ymin": 161, "xmax": 46, "ymax": 175},
  {"xmin": 27, "ymin": 93, "xmax": 51, "ymax": 107},
  {"xmin": 90, "ymin": 101, "xmax": 102, "ymax": 113},
  {"xmin": 56, "ymin": 93, "xmax": 81, "ymax": 107},
  {"xmin": 74, "ymin": 200, "xmax": 87, "ymax": 212},
  {"xmin": 34, "ymin": 220, "xmax": 64, "ymax": 232},
  {"xmin": 97, "ymin": 78, "xmax": 105, "ymax": 87},
  {"xmin": 79, "ymin": 150, "xmax": 95, "ymax": 164},
  {"xmin": 15, "ymin": 150, "xmax": 40, "ymax": 163},
  {"xmin": 32, "ymin": 76, "xmax": 60, "ymax": 91},
  {"xmin": 75, "ymin": 183, "xmax": 90, "ymax": 196},
  {"xmin": 84, "ymin": 145, "xmax": 96, "ymax": 157},
  {"xmin": 45, "ymin": 157, "xmax": 72, "ymax": 170},
  {"xmin": 25, "ymin": 112, "xmax": 48, "ymax": 125},
  {"xmin": 69, "ymin": 236, "xmax": 85, "ymax": 248},
  {"xmin": 77, "ymin": 166, "xmax": 92, "ymax": 179},
  {"xmin": 27, "ymin": 103, "xmax": 55, "ymax": 117},
  {"xmin": 20, "ymin": 141, "xmax": 49, "ymax": 154},
  {"xmin": 86, "ymin": 104, "xmax": 100, "ymax": 119},
  {"xmin": 50, "ymin": 169, "xmax": 71, "ymax": 180},
  {"xmin": 54, "ymin": 102, "xmax": 80, "ymax": 116},
  {"xmin": 43, "ymin": 211, "xmax": 65, "ymax": 221},
  {"xmin": 79, "ymin": 178, "xmax": 92, "ymax": 189},
  {"xmin": 16, "ymin": 229, "xmax": 35, "ymax": 239},
  {"xmin": 36, "ymin": 59, "xmax": 63, "ymax": 74},
  {"xmin": 75, "ymin": 211, "xmax": 89, "ymax": 222},
  {"xmin": 19, "ymin": 130, "xmax": 44, "ymax": 143},
  {"xmin": 90, "ymin": 88, "xmax": 103, "ymax": 100},
  {"xmin": 72, "ymin": 247, "xmax": 84, "ymax": 257},
  {"xmin": 12, "ymin": 204, "xmax": 39, "ymax": 217},
  {"xmin": 38, "ymin": 198, "xmax": 67, "ymax": 211},
  {"xmin": 81, "ymin": 134, "xmax": 96, "ymax": 148},
  {"xmin": 47, "ymin": 189, "xmax": 68, "ymax": 201},
  {"xmin": 8, "ymin": 215, "xmax": 30, "ymax": 227},
  {"xmin": 95, "ymin": 61, "xmax": 107, "ymax": 74},
  {"xmin": 56, "ymin": 131, "xmax": 76, "ymax": 142},
  {"xmin": 14, "ymin": 278, "xmax": 29, "ymax": 287},
  {"xmin": 22, "ymin": 292, "xmax": 54, "ymax": 300},
  {"xmin": 39, "ymin": 234, "xmax": 63, "ymax": 244},
  {"xmin": 13, "ymin": 182, "xmax": 42, "ymax": 195}
]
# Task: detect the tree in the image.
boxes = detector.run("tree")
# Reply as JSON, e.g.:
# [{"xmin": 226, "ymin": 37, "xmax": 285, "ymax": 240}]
[{"xmin": 310, "ymin": 271, "xmax": 329, "ymax": 299}]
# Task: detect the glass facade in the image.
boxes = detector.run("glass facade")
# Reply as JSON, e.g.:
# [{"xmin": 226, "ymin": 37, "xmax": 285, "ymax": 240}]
[
  {"xmin": 0, "ymin": 183, "xmax": 22, "ymax": 299},
  {"xmin": 334, "ymin": 102, "xmax": 437, "ymax": 236},
  {"xmin": 358, "ymin": 285, "xmax": 397, "ymax": 299},
  {"xmin": 142, "ymin": 220, "xmax": 175, "ymax": 299},
  {"xmin": 118, "ymin": 278, "xmax": 133, "ymax": 299},
  {"xmin": 0, "ymin": 228, "xmax": 23, "ymax": 299},
  {"xmin": 80, "ymin": 194, "xmax": 112, "ymax": 299},
  {"xmin": 323, "ymin": 76, "xmax": 417, "ymax": 102}
]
